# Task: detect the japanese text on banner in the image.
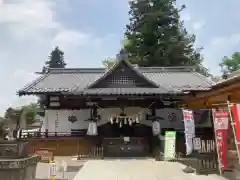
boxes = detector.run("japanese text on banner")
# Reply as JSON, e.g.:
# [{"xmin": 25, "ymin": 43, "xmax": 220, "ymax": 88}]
[{"xmin": 213, "ymin": 109, "xmax": 229, "ymax": 170}]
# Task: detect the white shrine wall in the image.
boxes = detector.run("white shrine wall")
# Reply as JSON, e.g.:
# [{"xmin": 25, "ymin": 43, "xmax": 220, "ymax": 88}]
[{"xmin": 41, "ymin": 108, "xmax": 212, "ymax": 133}]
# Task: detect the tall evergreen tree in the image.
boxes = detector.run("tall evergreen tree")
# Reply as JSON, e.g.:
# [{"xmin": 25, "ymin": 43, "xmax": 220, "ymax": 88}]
[
  {"xmin": 42, "ymin": 46, "xmax": 66, "ymax": 73},
  {"xmin": 124, "ymin": 0, "xmax": 210, "ymax": 76}
]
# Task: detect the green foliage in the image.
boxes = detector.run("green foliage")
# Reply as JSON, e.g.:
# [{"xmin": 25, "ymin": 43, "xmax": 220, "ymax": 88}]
[
  {"xmin": 40, "ymin": 47, "xmax": 66, "ymax": 107},
  {"xmin": 102, "ymin": 58, "xmax": 116, "ymax": 69},
  {"xmin": 4, "ymin": 107, "xmax": 20, "ymax": 123},
  {"xmin": 22, "ymin": 103, "xmax": 38, "ymax": 125},
  {"xmin": 124, "ymin": 0, "xmax": 210, "ymax": 76},
  {"xmin": 0, "ymin": 117, "xmax": 6, "ymax": 138},
  {"xmin": 42, "ymin": 46, "xmax": 66, "ymax": 73},
  {"xmin": 219, "ymin": 52, "xmax": 240, "ymax": 74},
  {"xmin": 4, "ymin": 103, "xmax": 38, "ymax": 130}
]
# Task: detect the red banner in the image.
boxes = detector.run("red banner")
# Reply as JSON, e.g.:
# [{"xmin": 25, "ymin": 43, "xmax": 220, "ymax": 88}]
[
  {"xmin": 231, "ymin": 104, "xmax": 240, "ymax": 151},
  {"xmin": 213, "ymin": 110, "xmax": 229, "ymax": 170}
]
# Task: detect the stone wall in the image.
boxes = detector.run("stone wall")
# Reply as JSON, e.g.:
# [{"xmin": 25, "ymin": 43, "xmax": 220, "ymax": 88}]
[{"xmin": 0, "ymin": 155, "xmax": 40, "ymax": 180}]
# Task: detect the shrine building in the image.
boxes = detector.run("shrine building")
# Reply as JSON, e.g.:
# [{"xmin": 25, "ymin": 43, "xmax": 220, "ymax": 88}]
[{"xmin": 18, "ymin": 58, "xmax": 214, "ymax": 157}]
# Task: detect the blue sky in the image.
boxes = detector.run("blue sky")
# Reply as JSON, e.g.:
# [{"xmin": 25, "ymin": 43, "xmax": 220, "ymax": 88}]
[{"xmin": 0, "ymin": 0, "xmax": 240, "ymax": 115}]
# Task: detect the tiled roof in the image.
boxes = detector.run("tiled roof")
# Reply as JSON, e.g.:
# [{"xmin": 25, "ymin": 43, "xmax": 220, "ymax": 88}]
[
  {"xmin": 87, "ymin": 59, "xmax": 159, "ymax": 89},
  {"xmin": 18, "ymin": 66, "xmax": 213, "ymax": 95},
  {"xmin": 76, "ymin": 88, "xmax": 181, "ymax": 95}
]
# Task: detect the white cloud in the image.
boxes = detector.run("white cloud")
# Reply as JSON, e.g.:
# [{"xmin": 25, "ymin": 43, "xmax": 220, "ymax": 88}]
[
  {"xmin": 192, "ymin": 20, "xmax": 206, "ymax": 31},
  {"xmin": 202, "ymin": 33, "xmax": 240, "ymax": 75},
  {"xmin": 13, "ymin": 69, "xmax": 39, "ymax": 84},
  {"xmin": 0, "ymin": 0, "xmax": 104, "ymax": 116},
  {"xmin": 52, "ymin": 29, "xmax": 91, "ymax": 51},
  {"xmin": 211, "ymin": 33, "xmax": 240, "ymax": 48},
  {"xmin": 0, "ymin": 0, "xmax": 59, "ymax": 38}
]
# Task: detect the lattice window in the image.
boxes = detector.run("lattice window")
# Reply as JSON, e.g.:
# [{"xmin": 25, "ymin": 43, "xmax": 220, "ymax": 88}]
[{"xmin": 110, "ymin": 75, "xmax": 135, "ymax": 85}]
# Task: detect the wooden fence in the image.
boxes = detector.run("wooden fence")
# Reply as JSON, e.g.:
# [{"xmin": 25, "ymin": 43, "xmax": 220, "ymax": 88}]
[
  {"xmin": 177, "ymin": 139, "xmax": 219, "ymax": 175},
  {"xmin": 77, "ymin": 146, "xmax": 104, "ymax": 159}
]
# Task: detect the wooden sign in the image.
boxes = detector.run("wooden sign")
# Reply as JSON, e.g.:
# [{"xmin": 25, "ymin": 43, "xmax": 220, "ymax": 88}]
[
  {"xmin": 35, "ymin": 148, "xmax": 54, "ymax": 163},
  {"xmin": 164, "ymin": 131, "xmax": 176, "ymax": 160}
]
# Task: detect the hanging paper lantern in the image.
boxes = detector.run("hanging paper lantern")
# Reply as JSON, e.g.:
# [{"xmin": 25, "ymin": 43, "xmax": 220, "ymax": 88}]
[
  {"xmin": 152, "ymin": 121, "xmax": 160, "ymax": 136},
  {"xmin": 87, "ymin": 122, "xmax": 98, "ymax": 136}
]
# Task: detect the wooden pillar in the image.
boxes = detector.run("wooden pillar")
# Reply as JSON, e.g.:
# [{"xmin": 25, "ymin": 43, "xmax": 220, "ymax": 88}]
[{"xmin": 151, "ymin": 106, "xmax": 156, "ymax": 117}]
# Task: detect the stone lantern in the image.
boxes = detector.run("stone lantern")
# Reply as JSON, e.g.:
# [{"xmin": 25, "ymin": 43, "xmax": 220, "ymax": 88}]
[{"xmin": 0, "ymin": 140, "xmax": 40, "ymax": 180}]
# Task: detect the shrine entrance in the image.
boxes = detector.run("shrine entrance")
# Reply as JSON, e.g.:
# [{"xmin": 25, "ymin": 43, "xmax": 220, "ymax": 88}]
[
  {"xmin": 111, "ymin": 122, "xmax": 135, "ymax": 137},
  {"xmin": 96, "ymin": 106, "xmax": 153, "ymax": 157},
  {"xmin": 99, "ymin": 122, "xmax": 153, "ymax": 157}
]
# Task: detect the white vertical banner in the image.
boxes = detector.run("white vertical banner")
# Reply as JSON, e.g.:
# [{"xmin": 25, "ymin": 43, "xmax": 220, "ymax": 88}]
[{"xmin": 182, "ymin": 109, "xmax": 195, "ymax": 155}]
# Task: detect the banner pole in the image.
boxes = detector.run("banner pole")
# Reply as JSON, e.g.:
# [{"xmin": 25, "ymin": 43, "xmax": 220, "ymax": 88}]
[
  {"xmin": 227, "ymin": 101, "xmax": 240, "ymax": 164},
  {"xmin": 212, "ymin": 108, "xmax": 223, "ymax": 176}
]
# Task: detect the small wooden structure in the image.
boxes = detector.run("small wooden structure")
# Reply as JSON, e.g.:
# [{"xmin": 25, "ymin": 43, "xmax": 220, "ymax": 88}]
[{"xmin": 35, "ymin": 148, "xmax": 54, "ymax": 163}]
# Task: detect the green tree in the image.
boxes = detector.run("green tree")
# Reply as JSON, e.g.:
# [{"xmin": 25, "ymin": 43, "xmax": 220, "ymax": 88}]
[
  {"xmin": 219, "ymin": 52, "xmax": 240, "ymax": 74},
  {"xmin": 102, "ymin": 58, "xmax": 116, "ymax": 69},
  {"xmin": 0, "ymin": 117, "xmax": 7, "ymax": 139},
  {"xmin": 42, "ymin": 46, "xmax": 66, "ymax": 73},
  {"xmin": 124, "ymin": 0, "xmax": 210, "ymax": 76},
  {"xmin": 22, "ymin": 103, "xmax": 38, "ymax": 125},
  {"xmin": 4, "ymin": 107, "xmax": 22, "ymax": 139},
  {"xmin": 4, "ymin": 104, "xmax": 38, "ymax": 138},
  {"xmin": 40, "ymin": 47, "xmax": 66, "ymax": 107}
]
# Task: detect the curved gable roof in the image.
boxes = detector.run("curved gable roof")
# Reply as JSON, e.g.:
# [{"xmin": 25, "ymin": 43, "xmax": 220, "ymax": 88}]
[{"xmin": 18, "ymin": 64, "xmax": 213, "ymax": 96}]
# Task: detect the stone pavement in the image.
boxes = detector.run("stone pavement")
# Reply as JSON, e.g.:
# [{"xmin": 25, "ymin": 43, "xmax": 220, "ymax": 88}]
[
  {"xmin": 73, "ymin": 159, "xmax": 227, "ymax": 180},
  {"xmin": 35, "ymin": 157, "xmax": 85, "ymax": 180}
]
